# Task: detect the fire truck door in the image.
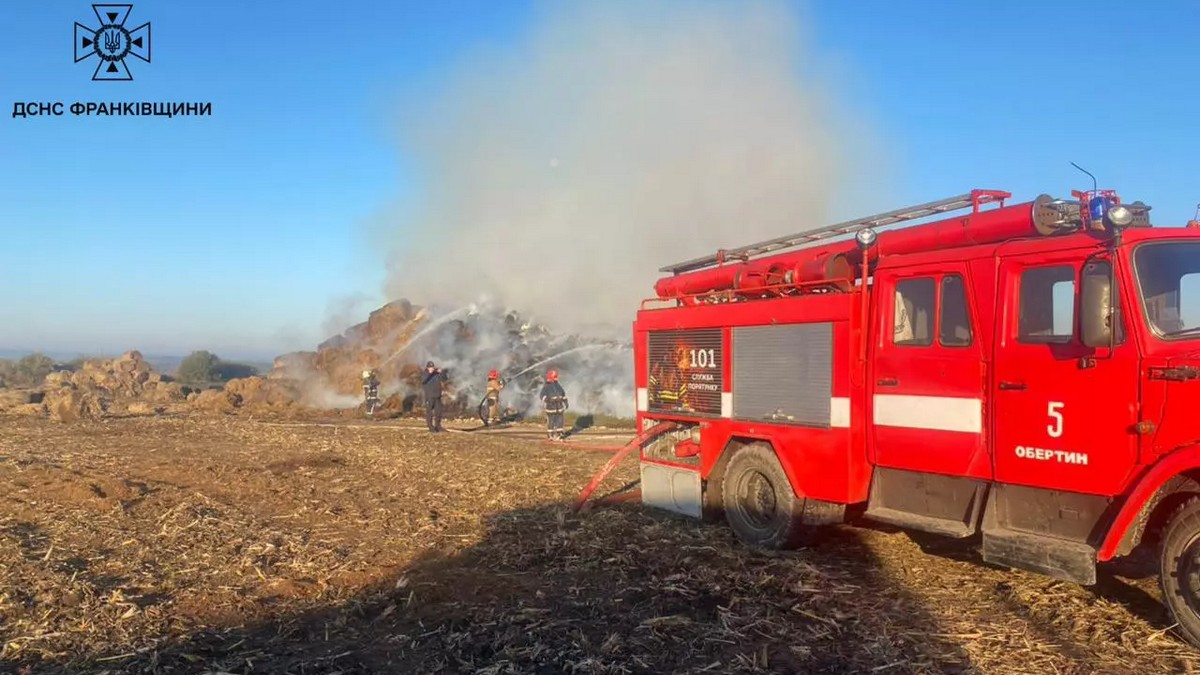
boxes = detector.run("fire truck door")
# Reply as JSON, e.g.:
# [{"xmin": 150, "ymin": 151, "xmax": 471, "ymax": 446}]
[
  {"xmin": 871, "ymin": 265, "xmax": 990, "ymax": 478},
  {"xmin": 992, "ymin": 255, "xmax": 1139, "ymax": 495}
]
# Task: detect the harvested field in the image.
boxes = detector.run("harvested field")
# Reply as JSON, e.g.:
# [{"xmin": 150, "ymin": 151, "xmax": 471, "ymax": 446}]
[{"xmin": 0, "ymin": 415, "xmax": 1196, "ymax": 674}]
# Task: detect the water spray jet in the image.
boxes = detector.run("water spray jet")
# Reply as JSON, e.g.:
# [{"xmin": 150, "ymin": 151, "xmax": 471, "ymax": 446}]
[
  {"xmin": 506, "ymin": 343, "xmax": 629, "ymax": 380},
  {"xmin": 379, "ymin": 304, "xmax": 476, "ymax": 368}
]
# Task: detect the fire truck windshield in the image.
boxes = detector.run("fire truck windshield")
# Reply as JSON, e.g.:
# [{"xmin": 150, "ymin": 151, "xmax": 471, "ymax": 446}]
[{"xmin": 1133, "ymin": 241, "xmax": 1200, "ymax": 339}]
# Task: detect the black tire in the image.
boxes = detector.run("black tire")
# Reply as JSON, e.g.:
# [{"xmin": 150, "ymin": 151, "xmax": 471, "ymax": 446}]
[
  {"xmin": 1160, "ymin": 496, "xmax": 1200, "ymax": 648},
  {"xmin": 721, "ymin": 443, "xmax": 813, "ymax": 550}
]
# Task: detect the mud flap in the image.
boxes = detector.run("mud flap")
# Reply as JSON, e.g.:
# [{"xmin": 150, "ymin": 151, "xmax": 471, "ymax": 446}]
[
  {"xmin": 863, "ymin": 467, "xmax": 986, "ymax": 538},
  {"xmin": 978, "ymin": 483, "xmax": 1100, "ymax": 586},
  {"xmin": 981, "ymin": 528, "xmax": 1097, "ymax": 586},
  {"xmin": 640, "ymin": 462, "xmax": 701, "ymax": 518}
]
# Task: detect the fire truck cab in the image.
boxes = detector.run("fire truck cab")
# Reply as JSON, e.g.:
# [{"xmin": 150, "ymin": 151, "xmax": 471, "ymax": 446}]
[{"xmin": 634, "ymin": 189, "xmax": 1200, "ymax": 647}]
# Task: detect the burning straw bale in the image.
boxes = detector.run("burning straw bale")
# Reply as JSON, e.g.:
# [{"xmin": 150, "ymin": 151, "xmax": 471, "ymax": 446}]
[
  {"xmin": 255, "ymin": 297, "xmax": 635, "ymax": 420},
  {"xmin": 258, "ymin": 300, "xmax": 428, "ymax": 413},
  {"xmin": 364, "ymin": 298, "xmax": 416, "ymax": 342},
  {"xmin": 0, "ymin": 300, "xmax": 633, "ymax": 425},
  {"xmin": 269, "ymin": 351, "xmax": 317, "ymax": 380}
]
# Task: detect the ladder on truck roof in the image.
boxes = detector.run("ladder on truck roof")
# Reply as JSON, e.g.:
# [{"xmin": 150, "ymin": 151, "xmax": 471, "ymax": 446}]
[{"xmin": 659, "ymin": 190, "xmax": 1010, "ymax": 275}]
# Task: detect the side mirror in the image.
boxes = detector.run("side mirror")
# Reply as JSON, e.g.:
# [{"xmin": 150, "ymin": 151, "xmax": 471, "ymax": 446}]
[{"xmin": 1081, "ymin": 261, "xmax": 1120, "ymax": 348}]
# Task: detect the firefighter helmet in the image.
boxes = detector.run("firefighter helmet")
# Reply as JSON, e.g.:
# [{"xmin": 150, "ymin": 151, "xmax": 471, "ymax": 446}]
[
  {"xmin": 362, "ymin": 369, "xmax": 372, "ymax": 379},
  {"xmin": 488, "ymin": 369, "xmax": 500, "ymax": 379},
  {"xmin": 546, "ymin": 370, "xmax": 558, "ymax": 382},
  {"xmin": 426, "ymin": 361, "xmax": 436, "ymax": 368}
]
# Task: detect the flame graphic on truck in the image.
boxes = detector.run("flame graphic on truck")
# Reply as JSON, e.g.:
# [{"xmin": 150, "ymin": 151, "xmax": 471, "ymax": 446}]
[
  {"xmin": 649, "ymin": 342, "xmax": 694, "ymax": 411},
  {"xmin": 646, "ymin": 328, "xmax": 722, "ymax": 415}
]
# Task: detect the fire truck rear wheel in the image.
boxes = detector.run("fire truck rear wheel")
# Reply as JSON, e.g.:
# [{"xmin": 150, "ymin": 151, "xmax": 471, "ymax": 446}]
[
  {"xmin": 721, "ymin": 443, "xmax": 811, "ymax": 550},
  {"xmin": 1161, "ymin": 496, "xmax": 1200, "ymax": 648}
]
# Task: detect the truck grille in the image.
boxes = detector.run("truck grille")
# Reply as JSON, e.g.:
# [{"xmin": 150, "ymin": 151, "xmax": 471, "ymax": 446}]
[{"xmin": 732, "ymin": 323, "xmax": 832, "ymax": 426}]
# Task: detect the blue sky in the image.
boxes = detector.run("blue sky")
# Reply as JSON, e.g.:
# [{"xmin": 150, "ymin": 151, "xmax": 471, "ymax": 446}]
[{"xmin": 1, "ymin": 1, "xmax": 1196, "ymax": 359}]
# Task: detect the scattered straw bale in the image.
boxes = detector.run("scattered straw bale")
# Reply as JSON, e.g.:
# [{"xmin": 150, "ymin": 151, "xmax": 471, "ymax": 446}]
[
  {"xmin": 193, "ymin": 388, "xmax": 240, "ymax": 412},
  {"xmin": 0, "ymin": 389, "xmax": 36, "ymax": 411},
  {"xmin": 45, "ymin": 388, "xmax": 105, "ymax": 422},
  {"xmin": 9, "ymin": 402, "xmax": 46, "ymax": 416},
  {"xmin": 123, "ymin": 401, "xmax": 164, "ymax": 416}
]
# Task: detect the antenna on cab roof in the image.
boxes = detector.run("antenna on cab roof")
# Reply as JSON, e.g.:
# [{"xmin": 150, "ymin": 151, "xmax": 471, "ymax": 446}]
[{"xmin": 1070, "ymin": 161, "xmax": 1098, "ymax": 193}]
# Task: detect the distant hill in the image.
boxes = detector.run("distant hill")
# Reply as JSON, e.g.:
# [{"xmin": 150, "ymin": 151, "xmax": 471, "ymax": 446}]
[
  {"xmin": 0, "ymin": 349, "xmax": 111, "ymax": 363},
  {"xmin": 0, "ymin": 349, "xmax": 272, "ymax": 378}
]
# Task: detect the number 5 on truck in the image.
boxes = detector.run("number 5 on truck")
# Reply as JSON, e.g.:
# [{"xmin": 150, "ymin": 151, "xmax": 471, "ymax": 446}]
[{"xmin": 1047, "ymin": 402, "xmax": 1064, "ymax": 438}]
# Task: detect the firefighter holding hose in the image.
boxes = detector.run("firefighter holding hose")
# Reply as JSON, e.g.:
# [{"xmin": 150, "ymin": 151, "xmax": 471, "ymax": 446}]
[
  {"xmin": 540, "ymin": 370, "xmax": 568, "ymax": 440},
  {"xmin": 482, "ymin": 369, "xmax": 505, "ymax": 426},
  {"xmin": 361, "ymin": 369, "xmax": 380, "ymax": 416}
]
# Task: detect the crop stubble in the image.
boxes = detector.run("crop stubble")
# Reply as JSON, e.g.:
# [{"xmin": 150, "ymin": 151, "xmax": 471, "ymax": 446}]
[{"xmin": 0, "ymin": 415, "xmax": 1195, "ymax": 674}]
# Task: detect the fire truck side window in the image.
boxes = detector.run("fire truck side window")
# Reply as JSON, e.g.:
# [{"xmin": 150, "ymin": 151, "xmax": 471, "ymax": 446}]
[
  {"xmin": 939, "ymin": 275, "xmax": 972, "ymax": 347},
  {"xmin": 1133, "ymin": 243, "xmax": 1200, "ymax": 336},
  {"xmin": 894, "ymin": 277, "xmax": 935, "ymax": 347},
  {"xmin": 1182, "ymin": 274, "xmax": 1200, "ymax": 330},
  {"xmin": 1018, "ymin": 265, "xmax": 1076, "ymax": 343}
]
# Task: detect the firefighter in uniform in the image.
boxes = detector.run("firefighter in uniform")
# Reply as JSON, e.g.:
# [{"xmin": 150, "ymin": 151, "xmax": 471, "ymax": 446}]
[
  {"xmin": 362, "ymin": 369, "xmax": 380, "ymax": 414},
  {"xmin": 421, "ymin": 361, "xmax": 448, "ymax": 432},
  {"xmin": 649, "ymin": 345, "xmax": 690, "ymax": 411},
  {"xmin": 539, "ymin": 370, "xmax": 568, "ymax": 440},
  {"xmin": 484, "ymin": 369, "xmax": 504, "ymax": 425}
]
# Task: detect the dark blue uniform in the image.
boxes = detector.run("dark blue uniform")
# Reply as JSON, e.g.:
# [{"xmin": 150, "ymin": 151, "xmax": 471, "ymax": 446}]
[
  {"xmin": 539, "ymin": 380, "xmax": 567, "ymax": 439},
  {"xmin": 362, "ymin": 373, "xmax": 380, "ymax": 414},
  {"xmin": 422, "ymin": 367, "xmax": 448, "ymax": 431}
]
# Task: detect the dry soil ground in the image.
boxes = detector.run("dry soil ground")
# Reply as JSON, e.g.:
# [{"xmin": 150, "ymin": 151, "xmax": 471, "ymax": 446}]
[{"xmin": 0, "ymin": 414, "xmax": 1198, "ymax": 674}]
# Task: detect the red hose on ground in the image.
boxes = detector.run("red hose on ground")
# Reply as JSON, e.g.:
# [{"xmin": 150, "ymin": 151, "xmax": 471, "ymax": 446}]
[
  {"xmin": 571, "ymin": 421, "xmax": 677, "ymax": 512},
  {"xmin": 579, "ymin": 488, "xmax": 642, "ymax": 512}
]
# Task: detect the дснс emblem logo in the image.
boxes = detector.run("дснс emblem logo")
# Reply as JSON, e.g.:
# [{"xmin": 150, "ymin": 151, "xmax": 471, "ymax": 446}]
[{"xmin": 74, "ymin": 4, "xmax": 151, "ymax": 81}]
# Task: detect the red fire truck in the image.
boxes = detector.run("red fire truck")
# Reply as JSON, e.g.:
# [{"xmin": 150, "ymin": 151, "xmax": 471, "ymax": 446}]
[{"xmin": 632, "ymin": 188, "xmax": 1200, "ymax": 646}]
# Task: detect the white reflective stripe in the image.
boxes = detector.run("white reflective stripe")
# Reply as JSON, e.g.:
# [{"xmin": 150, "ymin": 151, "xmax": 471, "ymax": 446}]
[
  {"xmin": 721, "ymin": 392, "xmax": 732, "ymax": 418},
  {"xmin": 873, "ymin": 394, "xmax": 982, "ymax": 433},
  {"xmin": 637, "ymin": 388, "xmax": 648, "ymax": 412},
  {"xmin": 830, "ymin": 397, "xmax": 850, "ymax": 428}
]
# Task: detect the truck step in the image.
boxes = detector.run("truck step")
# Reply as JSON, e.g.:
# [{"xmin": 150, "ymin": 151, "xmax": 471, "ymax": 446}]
[
  {"xmin": 981, "ymin": 527, "xmax": 1096, "ymax": 586},
  {"xmin": 862, "ymin": 507, "xmax": 973, "ymax": 538}
]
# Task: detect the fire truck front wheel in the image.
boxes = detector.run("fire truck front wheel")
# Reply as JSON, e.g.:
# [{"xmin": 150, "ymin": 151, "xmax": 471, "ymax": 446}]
[
  {"xmin": 1160, "ymin": 496, "xmax": 1200, "ymax": 648},
  {"xmin": 722, "ymin": 443, "xmax": 813, "ymax": 550}
]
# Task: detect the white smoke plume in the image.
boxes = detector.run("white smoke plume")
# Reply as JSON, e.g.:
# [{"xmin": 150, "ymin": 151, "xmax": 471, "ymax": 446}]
[
  {"xmin": 392, "ymin": 300, "xmax": 635, "ymax": 419},
  {"xmin": 382, "ymin": 0, "xmax": 870, "ymax": 335},
  {"xmin": 321, "ymin": 293, "xmax": 375, "ymax": 346}
]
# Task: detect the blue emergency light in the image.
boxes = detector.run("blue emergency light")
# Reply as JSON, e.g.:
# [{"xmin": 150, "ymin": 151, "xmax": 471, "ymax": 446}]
[{"xmin": 1089, "ymin": 194, "xmax": 1115, "ymax": 222}]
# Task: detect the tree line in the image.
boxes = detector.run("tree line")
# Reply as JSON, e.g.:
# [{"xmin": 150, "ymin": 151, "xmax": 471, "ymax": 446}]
[{"xmin": 0, "ymin": 351, "xmax": 260, "ymax": 389}]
